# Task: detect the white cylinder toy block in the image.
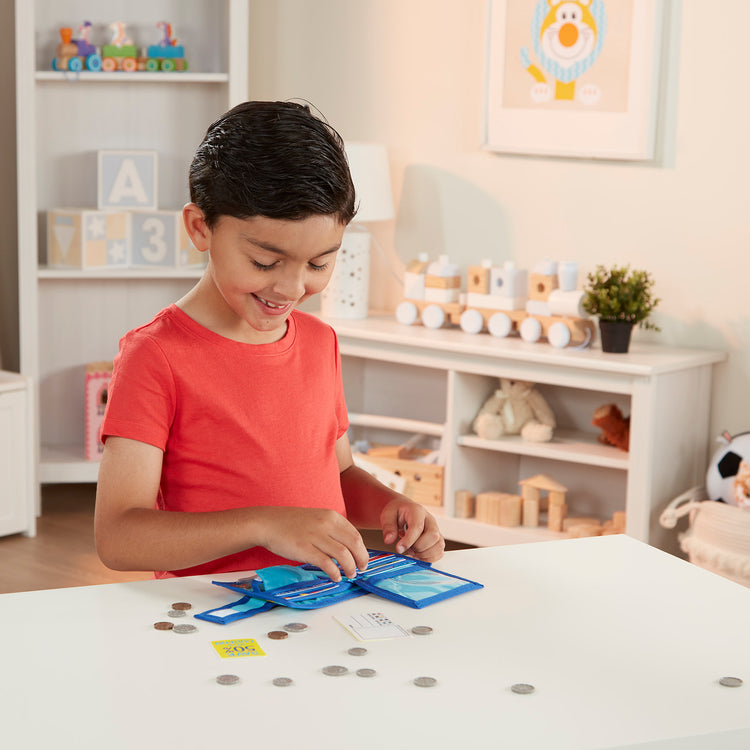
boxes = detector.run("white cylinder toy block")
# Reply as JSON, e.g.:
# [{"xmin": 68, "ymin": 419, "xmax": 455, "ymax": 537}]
[
  {"xmin": 557, "ymin": 261, "xmax": 578, "ymax": 292},
  {"xmin": 520, "ymin": 316, "xmax": 543, "ymax": 342},
  {"xmin": 460, "ymin": 308, "xmax": 484, "ymax": 335},
  {"xmin": 548, "ymin": 289, "xmax": 586, "ymax": 317},
  {"xmin": 396, "ymin": 301, "xmax": 419, "ymax": 326},
  {"xmin": 488, "ymin": 312, "xmax": 513, "ymax": 338},
  {"xmin": 422, "ymin": 305, "xmax": 446, "ymax": 329},
  {"xmin": 547, "ymin": 321, "xmax": 572, "ymax": 349},
  {"xmin": 320, "ymin": 227, "xmax": 370, "ymax": 319}
]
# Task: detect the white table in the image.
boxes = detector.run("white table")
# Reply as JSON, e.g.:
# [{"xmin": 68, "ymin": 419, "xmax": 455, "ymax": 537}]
[{"xmin": 2, "ymin": 536, "xmax": 750, "ymax": 749}]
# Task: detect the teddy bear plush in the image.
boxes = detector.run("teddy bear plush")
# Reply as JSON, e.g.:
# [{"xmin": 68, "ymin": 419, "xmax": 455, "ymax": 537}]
[{"xmin": 472, "ymin": 378, "xmax": 556, "ymax": 442}]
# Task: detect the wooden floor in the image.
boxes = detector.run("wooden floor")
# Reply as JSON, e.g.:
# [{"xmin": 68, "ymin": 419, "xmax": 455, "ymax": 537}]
[
  {"xmin": 0, "ymin": 485, "xmax": 472, "ymax": 594},
  {"xmin": 0, "ymin": 484, "xmax": 152, "ymax": 594}
]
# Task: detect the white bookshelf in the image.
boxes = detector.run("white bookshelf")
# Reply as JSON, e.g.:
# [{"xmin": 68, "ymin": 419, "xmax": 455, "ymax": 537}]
[
  {"xmin": 326, "ymin": 313, "xmax": 726, "ymax": 550},
  {"xmin": 16, "ymin": 0, "xmax": 249, "ymax": 495}
]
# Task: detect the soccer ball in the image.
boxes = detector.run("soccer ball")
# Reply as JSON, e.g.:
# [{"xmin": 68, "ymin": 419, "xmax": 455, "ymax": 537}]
[{"xmin": 705, "ymin": 431, "xmax": 750, "ymax": 508}]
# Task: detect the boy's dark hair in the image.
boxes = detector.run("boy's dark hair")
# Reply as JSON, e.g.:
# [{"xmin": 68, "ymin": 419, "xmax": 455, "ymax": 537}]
[{"xmin": 189, "ymin": 100, "xmax": 357, "ymax": 228}]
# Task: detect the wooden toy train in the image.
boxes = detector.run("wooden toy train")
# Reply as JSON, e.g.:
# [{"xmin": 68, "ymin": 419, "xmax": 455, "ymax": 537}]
[
  {"xmin": 52, "ymin": 20, "xmax": 187, "ymax": 73},
  {"xmin": 395, "ymin": 255, "xmax": 596, "ymax": 349}
]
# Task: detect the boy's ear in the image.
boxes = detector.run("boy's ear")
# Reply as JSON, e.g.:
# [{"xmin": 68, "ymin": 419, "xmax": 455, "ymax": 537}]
[{"xmin": 182, "ymin": 203, "xmax": 211, "ymax": 253}]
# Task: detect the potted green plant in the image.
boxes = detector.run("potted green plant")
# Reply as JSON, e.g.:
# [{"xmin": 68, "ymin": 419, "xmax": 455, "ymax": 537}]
[{"xmin": 582, "ymin": 264, "xmax": 660, "ymax": 353}]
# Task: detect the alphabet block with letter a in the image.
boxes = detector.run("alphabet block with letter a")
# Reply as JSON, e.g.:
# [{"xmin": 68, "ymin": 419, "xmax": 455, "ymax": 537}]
[{"xmin": 97, "ymin": 150, "xmax": 158, "ymax": 211}]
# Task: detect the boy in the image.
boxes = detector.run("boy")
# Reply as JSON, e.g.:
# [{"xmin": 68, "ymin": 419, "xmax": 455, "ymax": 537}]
[{"xmin": 95, "ymin": 101, "xmax": 445, "ymax": 582}]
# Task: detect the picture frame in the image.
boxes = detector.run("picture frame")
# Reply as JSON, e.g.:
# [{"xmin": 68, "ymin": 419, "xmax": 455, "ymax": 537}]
[
  {"xmin": 97, "ymin": 149, "xmax": 158, "ymax": 210},
  {"xmin": 483, "ymin": 0, "xmax": 665, "ymax": 160}
]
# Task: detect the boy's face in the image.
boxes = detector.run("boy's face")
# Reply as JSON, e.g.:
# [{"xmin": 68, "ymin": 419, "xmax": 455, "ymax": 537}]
[{"xmin": 202, "ymin": 213, "xmax": 345, "ymax": 343}]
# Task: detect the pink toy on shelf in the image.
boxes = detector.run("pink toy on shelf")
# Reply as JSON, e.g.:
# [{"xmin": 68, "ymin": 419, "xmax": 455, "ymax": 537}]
[{"xmin": 85, "ymin": 362, "xmax": 113, "ymax": 461}]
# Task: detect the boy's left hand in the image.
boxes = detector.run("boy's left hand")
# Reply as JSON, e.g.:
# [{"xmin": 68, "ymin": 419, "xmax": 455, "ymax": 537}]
[{"xmin": 380, "ymin": 498, "xmax": 445, "ymax": 562}]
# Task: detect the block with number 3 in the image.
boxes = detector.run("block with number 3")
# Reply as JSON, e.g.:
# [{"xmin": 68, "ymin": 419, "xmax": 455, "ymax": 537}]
[{"xmin": 129, "ymin": 210, "xmax": 205, "ymax": 269}]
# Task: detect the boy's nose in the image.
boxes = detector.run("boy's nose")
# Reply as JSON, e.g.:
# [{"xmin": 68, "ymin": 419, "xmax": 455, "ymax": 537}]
[{"xmin": 273, "ymin": 269, "xmax": 306, "ymax": 300}]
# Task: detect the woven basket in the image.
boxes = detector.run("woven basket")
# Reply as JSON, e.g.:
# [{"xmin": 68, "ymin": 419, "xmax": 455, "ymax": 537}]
[{"xmin": 660, "ymin": 487, "xmax": 750, "ymax": 587}]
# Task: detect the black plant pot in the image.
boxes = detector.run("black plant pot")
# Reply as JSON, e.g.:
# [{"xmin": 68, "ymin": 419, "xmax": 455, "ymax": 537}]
[{"xmin": 599, "ymin": 321, "xmax": 634, "ymax": 353}]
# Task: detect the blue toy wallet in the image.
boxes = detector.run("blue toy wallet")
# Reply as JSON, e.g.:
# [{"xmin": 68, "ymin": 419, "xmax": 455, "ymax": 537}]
[{"xmin": 195, "ymin": 550, "xmax": 482, "ymax": 624}]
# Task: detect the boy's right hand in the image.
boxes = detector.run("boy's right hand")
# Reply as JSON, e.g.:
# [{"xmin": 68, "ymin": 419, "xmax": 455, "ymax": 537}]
[{"xmin": 252, "ymin": 506, "xmax": 369, "ymax": 581}]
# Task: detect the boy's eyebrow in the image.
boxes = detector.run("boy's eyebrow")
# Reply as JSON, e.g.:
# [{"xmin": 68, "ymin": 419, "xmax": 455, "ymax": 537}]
[{"xmin": 242, "ymin": 234, "xmax": 340, "ymax": 257}]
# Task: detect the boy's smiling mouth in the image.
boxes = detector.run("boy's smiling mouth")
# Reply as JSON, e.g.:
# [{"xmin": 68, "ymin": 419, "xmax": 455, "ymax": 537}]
[{"xmin": 254, "ymin": 294, "xmax": 292, "ymax": 311}]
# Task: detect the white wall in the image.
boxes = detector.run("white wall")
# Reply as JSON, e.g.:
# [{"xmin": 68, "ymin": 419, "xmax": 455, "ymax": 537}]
[{"xmin": 248, "ymin": 0, "xmax": 750, "ymax": 445}]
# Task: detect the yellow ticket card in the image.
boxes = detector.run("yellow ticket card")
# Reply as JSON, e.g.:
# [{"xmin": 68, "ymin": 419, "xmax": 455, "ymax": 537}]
[{"xmin": 212, "ymin": 638, "xmax": 265, "ymax": 658}]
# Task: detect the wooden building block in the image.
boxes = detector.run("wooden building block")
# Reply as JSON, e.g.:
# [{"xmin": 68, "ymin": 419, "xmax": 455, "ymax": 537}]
[
  {"xmin": 129, "ymin": 210, "xmax": 204, "ymax": 269},
  {"xmin": 528, "ymin": 272, "xmax": 559, "ymax": 302},
  {"xmin": 475, "ymin": 492, "xmax": 504, "ymax": 525},
  {"xmin": 467, "ymin": 265, "xmax": 490, "ymax": 294},
  {"xmin": 47, "ymin": 209, "xmax": 130, "ymax": 269},
  {"xmin": 563, "ymin": 517, "xmax": 601, "ymax": 532},
  {"xmin": 522, "ymin": 495, "xmax": 539, "ymax": 527},
  {"xmin": 454, "ymin": 490, "xmax": 475, "ymax": 519},
  {"xmin": 548, "ymin": 502, "xmax": 567, "ymax": 532},
  {"xmin": 425, "ymin": 274, "xmax": 461, "ymax": 289},
  {"xmin": 548, "ymin": 489, "xmax": 566, "ymax": 507},
  {"xmin": 568, "ymin": 523, "xmax": 603, "ymax": 538},
  {"xmin": 612, "ymin": 511, "xmax": 627, "ymax": 532},
  {"xmin": 499, "ymin": 494, "xmax": 522, "ymax": 527}
]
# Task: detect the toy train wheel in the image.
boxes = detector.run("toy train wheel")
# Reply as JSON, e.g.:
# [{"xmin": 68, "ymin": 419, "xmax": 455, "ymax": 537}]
[
  {"xmin": 145, "ymin": 58, "xmax": 160, "ymax": 72},
  {"xmin": 422, "ymin": 305, "xmax": 445, "ymax": 330},
  {"xmin": 547, "ymin": 321, "xmax": 572, "ymax": 349},
  {"xmin": 460, "ymin": 308, "xmax": 484, "ymax": 335},
  {"xmin": 68, "ymin": 56, "xmax": 83, "ymax": 72},
  {"xmin": 101, "ymin": 57, "xmax": 116, "ymax": 72},
  {"xmin": 488, "ymin": 312, "xmax": 512, "ymax": 338},
  {"xmin": 161, "ymin": 59, "xmax": 176, "ymax": 72},
  {"xmin": 122, "ymin": 57, "xmax": 137, "ymax": 72},
  {"xmin": 520, "ymin": 316, "xmax": 542, "ymax": 343},
  {"xmin": 395, "ymin": 301, "xmax": 419, "ymax": 326},
  {"xmin": 86, "ymin": 54, "xmax": 102, "ymax": 72}
]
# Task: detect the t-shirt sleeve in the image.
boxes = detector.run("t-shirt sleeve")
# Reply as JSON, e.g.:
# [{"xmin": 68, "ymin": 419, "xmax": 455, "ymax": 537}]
[{"xmin": 101, "ymin": 330, "xmax": 176, "ymax": 451}]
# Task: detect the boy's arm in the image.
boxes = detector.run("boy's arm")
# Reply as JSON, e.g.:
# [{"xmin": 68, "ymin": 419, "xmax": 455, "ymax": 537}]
[
  {"xmin": 335, "ymin": 435, "xmax": 445, "ymax": 562},
  {"xmin": 94, "ymin": 436, "xmax": 369, "ymax": 581}
]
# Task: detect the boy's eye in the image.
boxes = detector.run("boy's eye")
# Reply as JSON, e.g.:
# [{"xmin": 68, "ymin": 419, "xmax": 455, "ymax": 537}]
[
  {"xmin": 252, "ymin": 259, "xmax": 276, "ymax": 271},
  {"xmin": 309, "ymin": 261, "xmax": 330, "ymax": 272}
]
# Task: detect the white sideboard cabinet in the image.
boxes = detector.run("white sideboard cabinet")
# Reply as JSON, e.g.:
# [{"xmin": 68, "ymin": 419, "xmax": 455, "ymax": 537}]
[
  {"xmin": 0, "ymin": 372, "xmax": 35, "ymax": 537},
  {"xmin": 325, "ymin": 314, "xmax": 726, "ymax": 552},
  {"xmin": 16, "ymin": 0, "xmax": 249, "ymax": 492}
]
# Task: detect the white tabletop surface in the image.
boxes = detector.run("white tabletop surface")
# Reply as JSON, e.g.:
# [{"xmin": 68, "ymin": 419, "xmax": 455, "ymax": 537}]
[{"xmin": 2, "ymin": 535, "xmax": 750, "ymax": 750}]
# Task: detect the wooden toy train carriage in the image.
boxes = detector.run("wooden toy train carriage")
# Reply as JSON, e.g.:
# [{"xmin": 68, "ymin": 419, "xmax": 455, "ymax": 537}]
[
  {"xmin": 52, "ymin": 20, "xmax": 187, "ymax": 73},
  {"xmin": 395, "ymin": 255, "xmax": 596, "ymax": 349}
]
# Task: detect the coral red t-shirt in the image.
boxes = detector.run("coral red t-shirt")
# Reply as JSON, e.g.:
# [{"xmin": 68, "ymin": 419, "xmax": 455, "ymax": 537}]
[{"xmin": 101, "ymin": 305, "xmax": 349, "ymax": 577}]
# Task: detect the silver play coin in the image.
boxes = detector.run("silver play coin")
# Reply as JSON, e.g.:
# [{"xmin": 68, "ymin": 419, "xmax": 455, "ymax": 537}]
[
  {"xmin": 283, "ymin": 623, "xmax": 308, "ymax": 633},
  {"xmin": 413, "ymin": 676, "xmax": 437, "ymax": 688},
  {"xmin": 216, "ymin": 674, "xmax": 240, "ymax": 685},
  {"xmin": 356, "ymin": 668, "xmax": 377, "ymax": 678},
  {"xmin": 511, "ymin": 683, "xmax": 535, "ymax": 694},
  {"xmin": 272, "ymin": 677, "xmax": 294, "ymax": 687},
  {"xmin": 719, "ymin": 676, "xmax": 743, "ymax": 688},
  {"xmin": 322, "ymin": 665, "xmax": 348, "ymax": 676},
  {"xmin": 411, "ymin": 626, "xmax": 433, "ymax": 636},
  {"xmin": 168, "ymin": 609, "xmax": 186, "ymax": 618},
  {"xmin": 347, "ymin": 647, "xmax": 368, "ymax": 656},
  {"xmin": 172, "ymin": 624, "xmax": 197, "ymax": 634}
]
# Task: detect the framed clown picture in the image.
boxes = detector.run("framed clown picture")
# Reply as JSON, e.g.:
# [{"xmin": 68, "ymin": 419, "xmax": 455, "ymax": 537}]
[{"xmin": 483, "ymin": 0, "xmax": 665, "ymax": 159}]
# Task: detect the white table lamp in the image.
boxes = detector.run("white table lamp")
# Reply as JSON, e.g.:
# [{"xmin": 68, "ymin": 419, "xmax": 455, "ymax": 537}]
[{"xmin": 320, "ymin": 142, "xmax": 394, "ymax": 319}]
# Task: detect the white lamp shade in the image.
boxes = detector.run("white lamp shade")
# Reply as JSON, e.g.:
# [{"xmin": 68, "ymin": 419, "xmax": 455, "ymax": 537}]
[{"xmin": 345, "ymin": 142, "xmax": 394, "ymax": 223}]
